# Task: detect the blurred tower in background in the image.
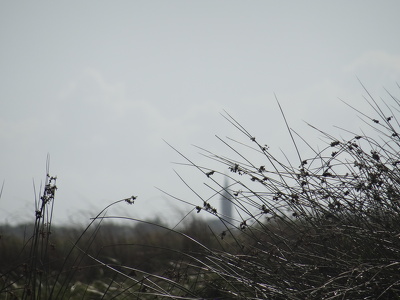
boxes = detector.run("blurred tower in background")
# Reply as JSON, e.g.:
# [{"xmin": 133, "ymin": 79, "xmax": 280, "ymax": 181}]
[{"xmin": 220, "ymin": 177, "xmax": 233, "ymax": 221}]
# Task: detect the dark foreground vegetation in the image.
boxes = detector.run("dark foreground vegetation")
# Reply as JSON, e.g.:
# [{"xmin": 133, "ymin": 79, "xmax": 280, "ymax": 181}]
[{"xmin": 1, "ymin": 84, "xmax": 400, "ymax": 299}]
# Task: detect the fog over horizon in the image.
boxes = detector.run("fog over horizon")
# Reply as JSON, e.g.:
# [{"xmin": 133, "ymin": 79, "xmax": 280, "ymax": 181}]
[{"xmin": 1, "ymin": 1, "xmax": 399, "ymax": 226}]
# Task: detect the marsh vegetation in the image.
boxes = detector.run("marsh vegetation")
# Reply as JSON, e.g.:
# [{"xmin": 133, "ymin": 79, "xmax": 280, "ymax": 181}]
[{"xmin": 1, "ymin": 84, "xmax": 400, "ymax": 299}]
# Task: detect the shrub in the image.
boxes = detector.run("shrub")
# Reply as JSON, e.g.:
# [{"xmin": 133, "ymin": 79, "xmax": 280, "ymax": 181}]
[{"xmin": 153, "ymin": 84, "xmax": 400, "ymax": 299}]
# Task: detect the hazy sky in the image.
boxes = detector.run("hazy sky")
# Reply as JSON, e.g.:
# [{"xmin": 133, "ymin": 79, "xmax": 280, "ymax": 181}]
[{"xmin": 1, "ymin": 1, "xmax": 400, "ymax": 226}]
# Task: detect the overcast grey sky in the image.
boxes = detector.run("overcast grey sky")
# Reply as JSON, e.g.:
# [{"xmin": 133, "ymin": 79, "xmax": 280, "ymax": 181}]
[{"xmin": 1, "ymin": 1, "xmax": 399, "ymax": 226}]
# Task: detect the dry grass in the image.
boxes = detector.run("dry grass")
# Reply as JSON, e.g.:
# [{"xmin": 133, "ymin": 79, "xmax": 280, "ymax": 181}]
[{"xmin": 1, "ymin": 83, "xmax": 400, "ymax": 299}]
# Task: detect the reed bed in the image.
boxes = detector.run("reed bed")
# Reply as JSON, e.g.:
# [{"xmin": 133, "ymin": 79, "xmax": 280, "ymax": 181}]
[{"xmin": 1, "ymin": 84, "xmax": 400, "ymax": 299}]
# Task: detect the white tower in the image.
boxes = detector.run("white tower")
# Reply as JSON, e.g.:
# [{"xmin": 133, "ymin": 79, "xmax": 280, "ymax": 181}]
[{"xmin": 220, "ymin": 177, "xmax": 233, "ymax": 221}]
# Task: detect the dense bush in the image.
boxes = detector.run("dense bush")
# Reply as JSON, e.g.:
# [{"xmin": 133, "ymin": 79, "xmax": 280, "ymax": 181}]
[{"xmin": 156, "ymin": 85, "xmax": 400, "ymax": 299}]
